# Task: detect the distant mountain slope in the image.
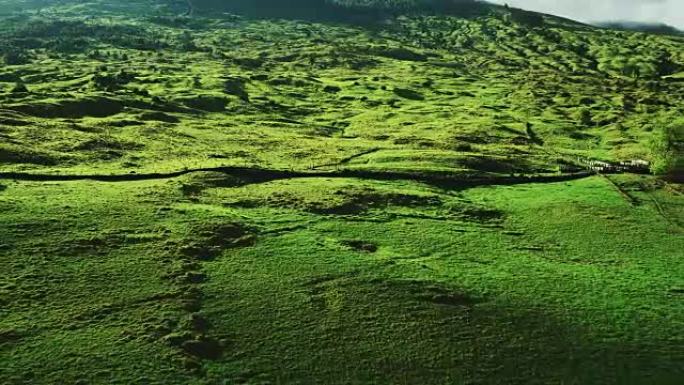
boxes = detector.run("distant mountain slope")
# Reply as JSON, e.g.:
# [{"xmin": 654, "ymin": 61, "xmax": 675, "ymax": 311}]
[
  {"xmin": 596, "ymin": 21, "xmax": 683, "ymax": 36},
  {"xmin": 185, "ymin": 0, "xmax": 495, "ymax": 20}
]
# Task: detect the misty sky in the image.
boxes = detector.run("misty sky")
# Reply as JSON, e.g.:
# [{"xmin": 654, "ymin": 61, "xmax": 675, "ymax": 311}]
[{"xmin": 489, "ymin": 0, "xmax": 684, "ymax": 28}]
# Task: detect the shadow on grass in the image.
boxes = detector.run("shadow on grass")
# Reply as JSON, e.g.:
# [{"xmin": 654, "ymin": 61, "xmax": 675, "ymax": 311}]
[{"xmin": 206, "ymin": 275, "xmax": 683, "ymax": 384}]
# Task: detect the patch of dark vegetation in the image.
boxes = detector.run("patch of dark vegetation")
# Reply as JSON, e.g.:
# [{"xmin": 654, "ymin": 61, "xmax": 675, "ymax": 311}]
[
  {"xmin": 231, "ymin": 56, "xmax": 264, "ymax": 70},
  {"xmin": 452, "ymin": 134, "xmax": 498, "ymax": 145},
  {"xmin": 156, "ymin": 219, "xmax": 251, "ymax": 368},
  {"xmin": 495, "ymin": 125, "xmax": 527, "ymax": 137},
  {"xmin": 0, "ymin": 110, "xmax": 30, "ymax": 126},
  {"xmin": 568, "ymin": 131, "xmax": 596, "ymax": 140},
  {"xmin": 370, "ymin": 46, "xmax": 427, "ymax": 62},
  {"xmin": 107, "ymin": 119, "xmax": 145, "ymax": 128},
  {"xmin": 201, "ymin": 222, "xmax": 256, "ymax": 248},
  {"xmin": 178, "ymin": 272, "xmax": 207, "ymax": 284},
  {"xmin": 0, "ymin": 329, "xmax": 23, "ymax": 344},
  {"xmin": 162, "ymin": 331, "xmax": 195, "ymax": 348},
  {"xmin": 461, "ymin": 156, "xmax": 514, "ymax": 173},
  {"xmin": 181, "ymin": 337, "xmax": 224, "ymax": 360},
  {"xmin": 184, "ymin": 313, "xmax": 211, "ymax": 333},
  {"xmin": 61, "ymin": 234, "xmax": 123, "ymax": 255},
  {"xmin": 2, "ymin": 19, "xmax": 167, "ymax": 54},
  {"xmin": 0, "ymin": 117, "xmax": 29, "ymax": 126},
  {"xmin": 423, "ymin": 291, "xmax": 474, "ymax": 306},
  {"xmin": 308, "ymin": 187, "xmax": 441, "ymax": 215},
  {"xmin": 526, "ymin": 123, "xmax": 544, "ymax": 145},
  {"xmin": 223, "ymin": 77, "xmax": 249, "ymax": 102},
  {"xmin": 508, "ymin": 7, "xmax": 545, "ymax": 28},
  {"xmin": 268, "ymin": 76, "xmax": 313, "ymax": 88},
  {"xmin": 393, "ymin": 88, "xmax": 425, "ymax": 100},
  {"xmin": 0, "ymin": 146, "xmax": 57, "ymax": 165},
  {"xmin": 72, "ymin": 138, "xmax": 144, "ymax": 152},
  {"xmin": 10, "ymin": 82, "xmax": 28, "ymax": 94},
  {"xmin": 305, "ymin": 270, "xmax": 362, "ymax": 288},
  {"xmin": 9, "ymin": 97, "xmax": 124, "ymax": 118},
  {"xmin": 164, "ymin": 330, "xmax": 224, "ymax": 360},
  {"xmin": 460, "ymin": 155, "xmax": 549, "ymax": 174},
  {"xmin": 341, "ymin": 239, "xmax": 378, "ymax": 253},
  {"xmin": 445, "ymin": 201, "xmax": 505, "ymax": 222},
  {"xmin": 250, "ymin": 74, "xmax": 269, "ymax": 81},
  {"xmin": 306, "ymin": 276, "xmax": 478, "ymax": 313},
  {"xmin": 139, "ymin": 111, "xmax": 180, "ymax": 123},
  {"xmin": 126, "ymin": 99, "xmax": 196, "ymax": 115},
  {"xmin": 377, "ymin": 279, "xmax": 478, "ymax": 307},
  {"xmin": 0, "ymin": 43, "xmax": 32, "ymax": 66},
  {"xmin": 323, "ymin": 85, "xmax": 342, "ymax": 93},
  {"xmin": 178, "ymin": 182, "xmax": 205, "ymax": 197},
  {"xmin": 668, "ymin": 287, "xmax": 684, "ymax": 296},
  {"xmin": 178, "ymin": 287, "xmax": 203, "ymax": 313},
  {"xmin": 178, "ymin": 172, "xmax": 258, "ymax": 197},
  {"xmin": 146, "ymin": 15, "xmax": 198, "ymax": 29},
  {"xmin": 515, "ymin": 245, "xmax": 544, "ymax": 252},
  {"xmin": 180, "ymin": 222, "xmax": 256, "ymax": 261},
  {"xmin": 307, "ymin": 201, "xmax": 364, "ymax": 215},
  {"xmin": 57, "ymin": 231, "xmax": 164, "ymax": 257},
  {"xmin": 91, "ymin": 70, "xmax": 136, "ymax": 92},
  {"xmin": 176, "ymin": 95, "xmax": 229, "ymax": 112},
  {"xmin": 510, "ymin": 136, "xmax": 531, "ymax": 146},
  {"xmin": 0, "ymin": 73, "xmax": 22, "ymax": 82}
]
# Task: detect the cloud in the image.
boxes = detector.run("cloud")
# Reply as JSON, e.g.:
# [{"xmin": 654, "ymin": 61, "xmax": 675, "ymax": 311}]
[{"xmin": 488, "ymin": 0, "xmax": 684, "ymax": 28}]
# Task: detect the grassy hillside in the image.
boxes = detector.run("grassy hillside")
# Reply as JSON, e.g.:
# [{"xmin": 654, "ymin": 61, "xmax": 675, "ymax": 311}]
[
  {"xmin": 1, "ymin": 1, "xmax": 682, "ymax": 384},
  {"xmin": 1, "ymin": 1, "xmax": 682, "ymax": 175}
]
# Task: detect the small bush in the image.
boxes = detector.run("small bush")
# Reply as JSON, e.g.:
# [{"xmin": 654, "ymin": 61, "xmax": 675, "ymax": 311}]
[
  {"xmin": 575, "ymin": 108, "xmax": 593, "ymax": 127},
  {"xmin": 1, "ymin": 48, "xmax": 30, "ymax": 65},
  {"xmin": 10, "ymin": 82, "xmax": 29, "ymax": 94},
  {"xmin": 92, "ymin": 71, "xmax": 135, "ymax": 92},
  {"xmin": 649, "ymin": 124, "xmax": 682, "ymax": 177}
]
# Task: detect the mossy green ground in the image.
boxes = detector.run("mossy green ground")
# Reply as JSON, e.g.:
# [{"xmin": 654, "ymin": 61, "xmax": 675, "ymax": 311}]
[
  {"xmin": 2, "ymin": 1, "xmax": 683, "ymax": 175},
  {"xmin": 1, "ymin": 175, "xmax": 682, "ymax": 384},
  {"xmin": 1, "ymin": 1, "xmax": 683, "ymax": 384}
]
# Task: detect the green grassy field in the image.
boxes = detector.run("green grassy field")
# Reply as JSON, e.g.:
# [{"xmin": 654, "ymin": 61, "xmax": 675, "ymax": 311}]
[{"xmin": 1, "ymin": 1, "xmax": 683, "ymax": 384}]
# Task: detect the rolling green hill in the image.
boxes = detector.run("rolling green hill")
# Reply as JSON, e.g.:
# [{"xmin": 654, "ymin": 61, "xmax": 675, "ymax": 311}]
[{"xmin": 1, "ymin": 1, "xmax": 682, "ymax": 384}]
